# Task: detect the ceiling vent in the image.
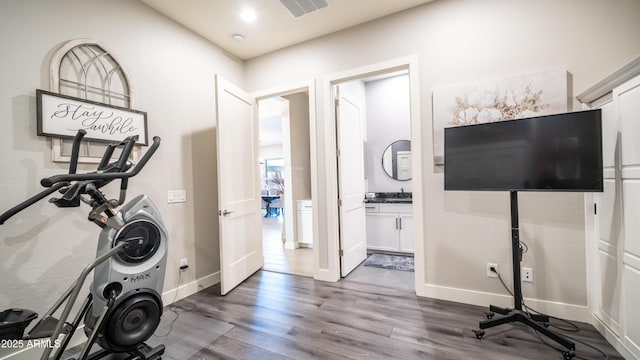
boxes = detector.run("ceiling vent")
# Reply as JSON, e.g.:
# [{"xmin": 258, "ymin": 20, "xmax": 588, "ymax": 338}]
[{"xmin": 279, "ymin": 0, "xmax": 330, "ymax": 18}]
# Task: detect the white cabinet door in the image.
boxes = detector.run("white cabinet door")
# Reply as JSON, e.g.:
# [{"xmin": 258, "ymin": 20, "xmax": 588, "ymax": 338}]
[
  {"xmin": 623, "ymin": 256, "xmax": 640, "ymax": 359},
  {"xmin": 365, "ymin": 203, "xmax": 413, "ymax": 254},
  {"xmin": 365, "ymin": 213, "xmax": 399, "ymax": 252},
  {"xmin": 297, "ymin": 202, "xmax": 313, "ymax": 247},
  {"xmin": 616, "ymin": 74, "xmax": 640, "ymax": 358},
  {"xmin": 596, "ymin": 179, "xmax": 622, "ymax": 334},
  {"xmin": 594, "ymin": 101, "xmax": 622, "ymax": 335},
  {"xmin": 398, "ymin": 214, "xmax": 413, "ymax": 253}
]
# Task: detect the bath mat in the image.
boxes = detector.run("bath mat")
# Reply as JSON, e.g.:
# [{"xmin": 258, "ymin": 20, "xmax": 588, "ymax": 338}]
[{"xmin": 363, "ymin": 253, "xmax": 414, "ymax": 272}]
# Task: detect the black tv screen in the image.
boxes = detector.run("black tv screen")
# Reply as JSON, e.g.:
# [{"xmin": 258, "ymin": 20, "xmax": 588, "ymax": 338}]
[{"xmin": 444, "ymin": 109, "xmax": 603, "ymax": 192}]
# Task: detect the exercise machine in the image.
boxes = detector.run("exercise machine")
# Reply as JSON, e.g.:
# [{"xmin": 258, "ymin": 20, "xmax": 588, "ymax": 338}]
[{"xmin": 0, "ymin": 130, "xmax": 167, "ymax": 360}]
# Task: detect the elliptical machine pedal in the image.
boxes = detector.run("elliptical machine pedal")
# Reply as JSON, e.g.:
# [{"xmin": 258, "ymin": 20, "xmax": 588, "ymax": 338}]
[
  {"xmin": 0, "ymin": 130, "xmax": 167, "ymax": 360},
  {"xmin": 68, "ymin": 343, "xmax": 165, "ymax": 360}
]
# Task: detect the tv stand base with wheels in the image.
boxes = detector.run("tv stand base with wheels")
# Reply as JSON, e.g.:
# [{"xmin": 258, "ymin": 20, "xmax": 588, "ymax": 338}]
[{"xmin": 473, "ymin": 191, "xmax": 575, "ymax": 360}]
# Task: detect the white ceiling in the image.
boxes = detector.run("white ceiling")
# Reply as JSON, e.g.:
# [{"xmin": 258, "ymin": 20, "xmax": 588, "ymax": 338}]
[{"xmin": 140, "ymin": 0, "xmax": 435, "ymax": 60}]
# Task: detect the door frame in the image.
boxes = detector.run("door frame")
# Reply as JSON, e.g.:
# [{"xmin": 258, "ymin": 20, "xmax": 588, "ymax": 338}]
[
  {"xmin": 321, "ymin": 56, "xmax": 425, "ymax": 292},
  {"xmin": 252, "ymin": 79, "xmax": 319, "ymax": 277}
]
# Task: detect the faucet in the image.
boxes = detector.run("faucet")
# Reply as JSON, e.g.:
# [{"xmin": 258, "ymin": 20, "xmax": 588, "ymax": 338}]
[{"xmin": 401, "ymin": 187, "xmax": 404, "ymax": 195}]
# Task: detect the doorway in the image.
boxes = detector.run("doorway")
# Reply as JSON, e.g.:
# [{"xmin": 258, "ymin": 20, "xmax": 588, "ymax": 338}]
[
  {"xmin": 322, "ymin": 56, "xmax": 424, "ymax": 293},
  {"xmin": 257, "ymin": 89, "xmax": 314, "ymax": 277},
  {"xmin": 334, "ymin": 71, "xmax": 415, "ymax": 291}
]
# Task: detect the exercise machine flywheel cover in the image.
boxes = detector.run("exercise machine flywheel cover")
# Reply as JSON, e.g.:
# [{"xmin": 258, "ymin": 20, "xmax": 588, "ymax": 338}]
[
  {"xmin": 99, "ymin": 292, "xmax": 162, "ymax": 352},
  {"xmin": 114, "ymin": 220, "xmax": 162, "ymax": 263}
]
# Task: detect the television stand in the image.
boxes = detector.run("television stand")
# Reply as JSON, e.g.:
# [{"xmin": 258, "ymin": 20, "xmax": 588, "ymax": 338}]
[{"xmin": 473, "ymin": 191, "xmax": 576, "ymax": 360}]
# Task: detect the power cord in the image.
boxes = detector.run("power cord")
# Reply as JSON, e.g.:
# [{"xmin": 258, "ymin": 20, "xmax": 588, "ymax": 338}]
[
  {"xmin": 490, "ymin": 267, "xmax": 609, "ymax": 360},
  {"xmin": 153, "ymin": 267, "xmax": 196, "ymax": 338},
  {"xmin": 494, "ymin": 270, "xmax": 578, "ymax": 332}
]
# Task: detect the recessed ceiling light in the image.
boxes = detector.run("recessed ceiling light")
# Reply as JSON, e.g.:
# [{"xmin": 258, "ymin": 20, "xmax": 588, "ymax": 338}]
[
  {"xmin": 232, "ymin": 34, "xmax": 245, "ymax": 41},
  {"xmin": 240, "ymin": 8, "xmax": 257, "ymax": 22}
]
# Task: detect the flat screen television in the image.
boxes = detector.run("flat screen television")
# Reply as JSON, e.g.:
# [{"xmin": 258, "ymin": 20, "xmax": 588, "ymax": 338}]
[{"xmin": 444, "ymin": 109, "xmax": 603, "ymax": 192}]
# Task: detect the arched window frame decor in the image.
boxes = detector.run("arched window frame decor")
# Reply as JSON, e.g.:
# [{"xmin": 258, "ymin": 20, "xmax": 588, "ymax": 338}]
[{"xmin": 49, "ymin": 38, "xmax": 140, "ymax": 163}]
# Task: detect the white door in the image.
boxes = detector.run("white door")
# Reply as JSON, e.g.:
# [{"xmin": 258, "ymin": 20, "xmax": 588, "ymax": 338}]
[
  {"xmin": 336, "ymin": 87, "xmax": 367, "ymax": 276},
  {"xmin": 215, "ymin": 75, "xmax": 263, "ymax": 295}
]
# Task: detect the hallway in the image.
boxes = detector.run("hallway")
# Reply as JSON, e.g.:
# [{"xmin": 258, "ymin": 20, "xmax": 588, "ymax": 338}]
[{"xmin": 262, "ymin": 214, "xmax": 313, "ymax": 277}]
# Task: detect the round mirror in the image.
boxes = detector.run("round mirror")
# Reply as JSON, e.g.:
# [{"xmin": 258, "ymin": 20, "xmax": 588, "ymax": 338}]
[{"xmin": 382, "ymin": 140, "xmax": 411, "ymax": 181}]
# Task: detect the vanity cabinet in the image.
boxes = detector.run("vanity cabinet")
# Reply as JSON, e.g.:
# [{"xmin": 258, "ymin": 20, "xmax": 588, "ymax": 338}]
[
  {"xmin": 296, "ymin": 200, "xmax": 313, "ymax": 247},
  {"xmin": 365, "ymin": 203, "xmax": 413, "ymax": 253}
]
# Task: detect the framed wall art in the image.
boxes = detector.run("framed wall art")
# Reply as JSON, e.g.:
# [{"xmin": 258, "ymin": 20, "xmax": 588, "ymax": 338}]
[{"xmin": 433, "ymin": 68, "xmax": 569, "ymax": 164}]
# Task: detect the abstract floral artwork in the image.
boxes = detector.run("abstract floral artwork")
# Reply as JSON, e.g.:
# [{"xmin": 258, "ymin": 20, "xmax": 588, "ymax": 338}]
[{"xmin": 433, "ymin": 69, "xmax": 568, "ymax": 164}]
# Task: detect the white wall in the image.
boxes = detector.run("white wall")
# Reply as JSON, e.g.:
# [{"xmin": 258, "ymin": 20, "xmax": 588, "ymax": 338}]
[
  {"xmin": 283, "ymin": 92, "xmax": 312, "ymax": 201},
  {"xmin": 260, "ymin": 144, "xmax": 284, "ymax": 161},
  {"xmin": 0, "ymin": 0, "xmax": 243, "ymax": 339},
  {"xmin": 365, "ymin": 74, "xmax": 412, "ymax": 193},
  {"xmin": 245, "ymin": 0, "xmax": 640, "ymax": 317}
]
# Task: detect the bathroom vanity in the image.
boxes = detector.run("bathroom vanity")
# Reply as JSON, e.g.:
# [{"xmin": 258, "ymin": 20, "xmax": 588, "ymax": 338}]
[{"xmin": 364, "ymin": 193, "xmax": 413, "ymax": 254}]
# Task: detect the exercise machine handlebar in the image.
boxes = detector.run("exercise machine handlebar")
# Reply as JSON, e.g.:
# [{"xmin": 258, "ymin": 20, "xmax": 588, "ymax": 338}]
[
  {"xmin": 0, "ymin": 182, "xmax": 69, "ymax": 225},
  {"xmin": 68, "ymin": 129, "xmax": 85, "ymax": 175},
  {"xmin": 0, "ymin": 131, "xmax": 161, "ymax": 225},
  {"xmin": 41, "ymin": 136, "xmax": 160, "ymax": 187}
]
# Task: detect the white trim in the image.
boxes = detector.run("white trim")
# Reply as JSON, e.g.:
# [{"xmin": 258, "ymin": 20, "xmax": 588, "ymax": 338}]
[
  {"xmin": 322, "ymin": 55, "xmax": 424, "ymax": 288},
  {"xmin": 584, "ymin": 192, "xmax": 597, "ymax": 327},
  {"xmin": 576, "ymin": 55, "xmax": 640, "ymax": 105},
  {"xmin": 591, "ymin": 314, "xmax": 637, "ymax": 360},
  {"xmin": 321, "ymin": 79, "xmax": 342, "ymax": 280},
  {"xmin": 422, "ymin": 283, "xmax": 590, "ymax": 322},
  {"xmin": 315, "ymin": 268, "xmax": 338, "ymax": 282},
  {"xmin": 162, "ymin": 271, "xmax": 220, "ymax": 305},
  {"xmin": 252, "ymin": 79, "xmax": 313, "ymax": 100}
]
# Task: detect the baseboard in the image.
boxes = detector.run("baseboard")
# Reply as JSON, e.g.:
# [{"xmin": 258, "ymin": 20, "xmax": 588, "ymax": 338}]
[
  {"xmin": 422, "ymin": 283, "xmax": 590, "ymax": 322},
  {"xmin": 591, "ymin": 314, "xmax": 638, "ymax": 360},
  {"xmin": 161, "ymin": 271, "xmax": 220, "ymax": 305},
  {"xmin": 315, "ymin": 268, "xmax": 339, "ymax": 282}
]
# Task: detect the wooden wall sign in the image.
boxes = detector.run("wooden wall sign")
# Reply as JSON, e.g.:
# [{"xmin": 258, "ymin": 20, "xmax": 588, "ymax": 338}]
[{"xmin": 36, "ymin": 89, "xmax": 148, "ymax": 146}]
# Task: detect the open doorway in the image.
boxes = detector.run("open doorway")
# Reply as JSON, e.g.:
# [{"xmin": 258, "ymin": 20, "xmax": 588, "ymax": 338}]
[
  {"xmin": 339, "ymin": 71, "xmax": 415, "ymax": 291},
  {"xmin": 258, "ymin": 92, "xmax": 314, "ymax": 277}
]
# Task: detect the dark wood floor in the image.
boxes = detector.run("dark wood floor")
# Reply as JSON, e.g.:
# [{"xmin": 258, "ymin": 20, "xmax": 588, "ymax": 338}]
[{"xmin": 147, "ymin": 270, "xmax": 623, "ymax": 360}]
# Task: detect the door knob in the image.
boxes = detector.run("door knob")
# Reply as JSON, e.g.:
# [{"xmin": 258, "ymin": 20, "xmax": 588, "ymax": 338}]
[{"xmin": 217, "ymin": 209, "xmax": 234, "ymax": 216}]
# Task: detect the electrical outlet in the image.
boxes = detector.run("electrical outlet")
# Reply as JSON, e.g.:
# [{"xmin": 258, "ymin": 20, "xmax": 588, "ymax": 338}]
[
  {"xmin": 522, "ymin": 267, "xmax": 533, "ymax": 282},
  {"xmin": 180, "ymin": 258, "xmax": 189, "ymax": 270},
  {"xmin": 487, "ymin": 263, "xmax": 498, "ymax": 278}
]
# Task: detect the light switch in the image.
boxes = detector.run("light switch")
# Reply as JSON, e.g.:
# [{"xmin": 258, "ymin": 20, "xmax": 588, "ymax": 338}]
[{"xmin": 167, "ymin": 190, "xmax": 186, "ymax": 203}]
